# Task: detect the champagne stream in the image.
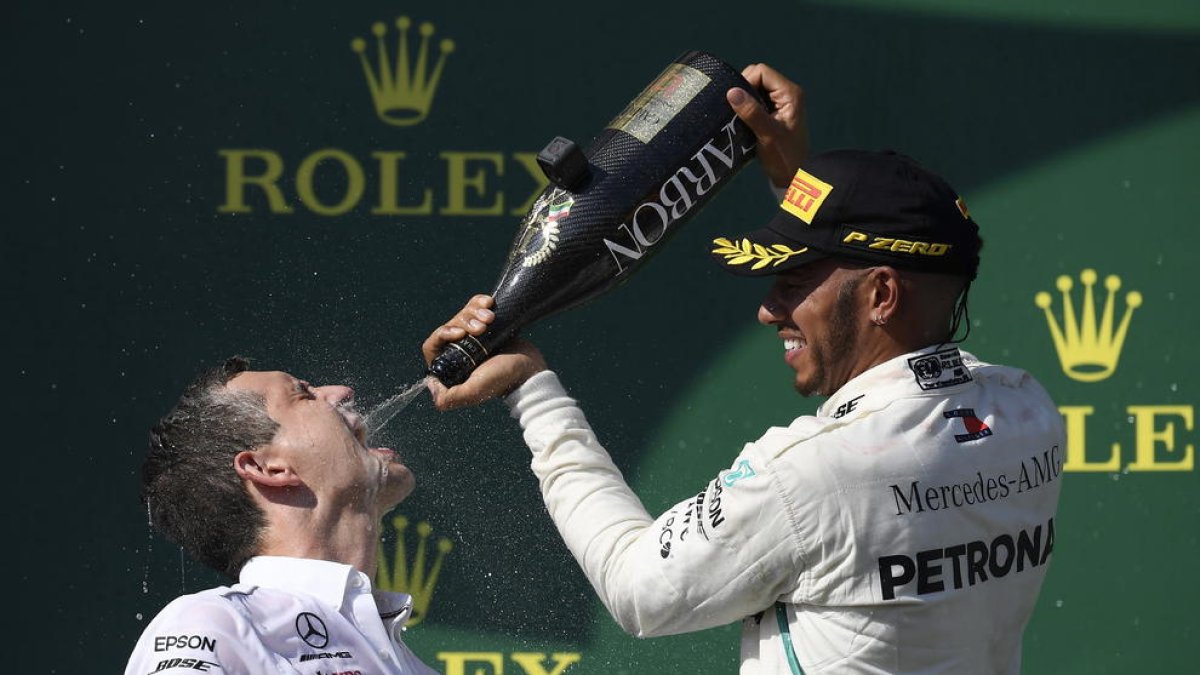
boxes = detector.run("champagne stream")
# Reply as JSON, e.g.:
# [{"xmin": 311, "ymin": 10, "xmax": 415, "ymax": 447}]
[{"xmin": 365, "ymin": 377, "xmax": 429, "ymax": 442}]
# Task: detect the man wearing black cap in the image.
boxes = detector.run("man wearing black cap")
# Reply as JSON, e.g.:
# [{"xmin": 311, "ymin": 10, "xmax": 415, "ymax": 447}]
[
  {"xmin": 709, "ymin": 147, "xmax": 983, "ymax": 400},
  {"xmin": 425, "ymin": 66, "xmax": 1064, "ymax": 674}
]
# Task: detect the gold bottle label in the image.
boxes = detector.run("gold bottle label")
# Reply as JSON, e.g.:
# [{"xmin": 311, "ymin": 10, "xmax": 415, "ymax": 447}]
[{"xmin": 607, "ymin": 63, "xmax": 711, "ymax": 144}]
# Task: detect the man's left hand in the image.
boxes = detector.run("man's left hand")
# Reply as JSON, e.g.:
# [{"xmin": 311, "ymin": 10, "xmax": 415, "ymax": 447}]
[{"xmin": 423, "ymin": 294, "xmax": 548, "ymax": 411}]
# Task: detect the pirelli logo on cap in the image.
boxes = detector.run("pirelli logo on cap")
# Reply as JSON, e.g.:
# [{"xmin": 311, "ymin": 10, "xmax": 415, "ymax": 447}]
[{"xmin": 781, "ymin": 168, "xmax": 833, "ymax": 224}]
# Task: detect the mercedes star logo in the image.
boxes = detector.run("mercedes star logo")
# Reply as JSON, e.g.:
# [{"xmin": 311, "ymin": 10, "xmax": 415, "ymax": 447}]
[{"xmin": 295, "ymin": 611, "xmax": 329, "ymax": 648}]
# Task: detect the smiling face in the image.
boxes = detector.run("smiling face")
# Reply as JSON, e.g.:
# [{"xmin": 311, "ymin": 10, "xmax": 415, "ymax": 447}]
[
  {"xmin": 758, "ymin": 259, "xmax": 870, "ymax": 397},
  {"xmin": 226, "ymin": 371, "xmax": 415, "ymax": 514}
]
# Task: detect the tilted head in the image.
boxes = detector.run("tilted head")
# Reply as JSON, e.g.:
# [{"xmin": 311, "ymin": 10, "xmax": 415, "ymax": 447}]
[
  {"xmin": 712, "ymin": 149, "xmax": 982, "ymax": 396},
  {"xmin": 144, "ymin": 357, "xmax": 276, "ymax": 578},
  {"xmin": 144, "ymin": 357, "xmax": 414, "ymax": 578}
]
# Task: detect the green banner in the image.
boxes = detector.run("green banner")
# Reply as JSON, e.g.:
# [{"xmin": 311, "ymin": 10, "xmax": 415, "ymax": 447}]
[{"xmin": 5, "ymin": 1, "xmax": 1197, "ymax": 672}]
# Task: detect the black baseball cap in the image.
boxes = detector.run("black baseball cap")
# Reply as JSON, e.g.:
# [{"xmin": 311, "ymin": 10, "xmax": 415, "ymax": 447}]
[{"xmin": 711, "ymin": 149, "xmax": 981, "ymax": 279}]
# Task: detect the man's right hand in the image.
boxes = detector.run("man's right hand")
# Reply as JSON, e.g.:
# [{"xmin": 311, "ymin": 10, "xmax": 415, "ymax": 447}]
[
  {"xmin": 422, "ymin": 295, "xmax": 548, "ymax": 411},
  {"xmin": 726, "ymin": 63, "xmax": 809, "ymax": 189}
]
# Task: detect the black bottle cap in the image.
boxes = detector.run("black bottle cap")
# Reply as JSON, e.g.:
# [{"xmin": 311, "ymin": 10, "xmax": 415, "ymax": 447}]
[
  {"xmin": 427, "ymin": 347, "xmax": 472, "ymax": 387},
  {"xmin": 427, "ymin": 335, "xmax": 489, "ymax": 387},
  {"xmin": 537, "ymin": 136, "xmax": 590, "ymax": 191}
]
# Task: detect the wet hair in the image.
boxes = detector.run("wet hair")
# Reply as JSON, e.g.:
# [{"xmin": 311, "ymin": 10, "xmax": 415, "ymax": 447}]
[{"xmin": 143, "ymin": 357, "xmax": 279, "ymax": 579}]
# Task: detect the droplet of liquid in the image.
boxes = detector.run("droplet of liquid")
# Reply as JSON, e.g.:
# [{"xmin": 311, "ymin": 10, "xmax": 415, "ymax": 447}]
[{"xmin": 142, "ymin": 500, "xmax": 154, "ymax": 596}]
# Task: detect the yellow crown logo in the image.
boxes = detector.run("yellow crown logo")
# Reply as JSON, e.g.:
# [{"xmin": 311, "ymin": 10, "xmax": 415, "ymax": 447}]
[
  {"xmin": 351, "ymin": 17, "xmax": 454, "ymax": 127},
  {"xmin": 1034, "ymin": 269, "xmax": 1142, "ymax": 382},
  {"xmin": 376, "ymin": 515, "xmax": 454, "ymax": 626}
]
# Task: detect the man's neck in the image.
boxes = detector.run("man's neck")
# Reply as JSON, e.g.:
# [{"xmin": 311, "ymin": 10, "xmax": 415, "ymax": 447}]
[{"xmin": 256, "ymin": 505, "xmax": 381, "ymax": 579}]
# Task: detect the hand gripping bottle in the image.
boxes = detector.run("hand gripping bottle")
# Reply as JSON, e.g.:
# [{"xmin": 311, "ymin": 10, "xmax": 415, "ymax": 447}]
[{"xmin": 429, "ymin": 51, "xmax": 764, "ymax": 386}]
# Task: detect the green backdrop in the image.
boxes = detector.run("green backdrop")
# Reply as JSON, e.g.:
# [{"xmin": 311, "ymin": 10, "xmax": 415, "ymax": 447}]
[{"xmin": 5, "ymin": 1, "xmax": 1197, "ymax": 672}]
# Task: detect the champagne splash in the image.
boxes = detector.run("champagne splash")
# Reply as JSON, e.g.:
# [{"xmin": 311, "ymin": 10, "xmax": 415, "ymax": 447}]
[{"xmin": 365, "ymin": 377, "xmax": 429, "ymax": 442}]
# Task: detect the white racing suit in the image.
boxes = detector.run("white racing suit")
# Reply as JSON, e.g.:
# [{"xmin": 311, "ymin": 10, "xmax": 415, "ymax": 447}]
[{"xmin": 506, "ymin": 346, "xmax": 1064, "ymax": 674}]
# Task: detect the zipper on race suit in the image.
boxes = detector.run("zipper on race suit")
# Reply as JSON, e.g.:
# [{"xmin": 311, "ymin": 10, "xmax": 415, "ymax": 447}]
[{"xmin": 774, "ymin": 601, "xmax": 806, "ymax": 675}]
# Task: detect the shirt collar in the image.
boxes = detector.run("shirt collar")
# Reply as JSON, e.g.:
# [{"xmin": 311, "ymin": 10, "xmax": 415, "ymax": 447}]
[
  {"xmin": 239, "ymin": 556, "xmax": 416, "ymax": 629},
  {"xmin": 239, "ymin": 556, "xmax": 368, "ymax": 611}
]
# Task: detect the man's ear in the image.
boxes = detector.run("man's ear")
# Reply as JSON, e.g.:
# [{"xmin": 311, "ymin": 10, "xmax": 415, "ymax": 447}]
[
  {"xmin": 866, "ymin": 265, "xmax": 902, "ymax": 322},
  {"xmin": 234, "ymin": 449, "xmax": 302, "ymax": 488}
]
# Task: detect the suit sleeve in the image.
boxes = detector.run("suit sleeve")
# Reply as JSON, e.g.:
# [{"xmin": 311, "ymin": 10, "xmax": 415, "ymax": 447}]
[{"xmin": 507, "ymin": 371, "xmax": 804, "ymax": 637}]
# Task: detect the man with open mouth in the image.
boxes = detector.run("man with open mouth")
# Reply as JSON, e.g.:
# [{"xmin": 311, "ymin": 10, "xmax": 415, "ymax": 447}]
[{"xmin": 126, "ymin": 357, "xmax": 437, "ymax": 674}]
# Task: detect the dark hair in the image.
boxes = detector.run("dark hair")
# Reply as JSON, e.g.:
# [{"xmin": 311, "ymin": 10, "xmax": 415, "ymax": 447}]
[{"xmin": 143, "ymin": 357, "xmax": 279, "ymax": 579}]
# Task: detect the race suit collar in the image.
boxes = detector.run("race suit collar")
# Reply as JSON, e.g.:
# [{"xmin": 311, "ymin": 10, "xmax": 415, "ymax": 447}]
[{"xmin": 818, "ymin": 345, "xmax": 975, "ymax": 420}]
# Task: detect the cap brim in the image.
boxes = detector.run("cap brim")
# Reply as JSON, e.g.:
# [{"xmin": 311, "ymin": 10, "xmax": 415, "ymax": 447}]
[{"xmin": 709, "ymin": 226, "xmax": 828, "ymax": 276}]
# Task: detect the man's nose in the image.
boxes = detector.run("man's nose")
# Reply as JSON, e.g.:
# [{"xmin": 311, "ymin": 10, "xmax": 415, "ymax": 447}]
[
  {"xmin": 317, "ymin": 385, "xmax": 355, "ymax": 405},
  {"xmin": 758, "ymin": 297, "xmax": 784, "ymax": 326}
]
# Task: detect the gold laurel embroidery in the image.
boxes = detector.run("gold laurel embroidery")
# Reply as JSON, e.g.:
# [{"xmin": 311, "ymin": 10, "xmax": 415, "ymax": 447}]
[
  {"xmin": 712, "ymin": 237, "xmax": 807, "ymax": 270},
  {"xmin": 522, "ymin": 220, "xmax": 560, "ymax": 267}
]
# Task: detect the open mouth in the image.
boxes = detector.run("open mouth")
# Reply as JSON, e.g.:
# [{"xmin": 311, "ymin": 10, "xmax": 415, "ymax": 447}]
[
  {"xmin": 338, "ymin": 405, "xmax": 399, "ymax": 464},
  {"xmin": 781, "ymin": 332, "xmax": 806, "ymax": 367},
  {"xmin": 344, "ymin": 411, "xmax": 395, "ymax": 461},
  {"xmin": 371, "ymin": 447, "xmax": 397, "ymax": 462},
  {"xmin": 782, "ymin": 330, "xmax": 806, "ymax": 352}
]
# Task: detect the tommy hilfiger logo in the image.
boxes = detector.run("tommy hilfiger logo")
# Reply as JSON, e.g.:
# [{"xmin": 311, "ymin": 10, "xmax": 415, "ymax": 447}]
[
  {"xmin": 351, "ymin": 16, "xmax": 454, "ymax": 127},
  {"xmin": 1034, "ymin": 268, "xmax": 1142, "ymax": 383},
  {"xmin": 944, "ymin": 408, "xmax": 992, "ymax": 443},
  {"xmin": 375, "ymin": 515, "xmax": 453, "ymax": 626}
]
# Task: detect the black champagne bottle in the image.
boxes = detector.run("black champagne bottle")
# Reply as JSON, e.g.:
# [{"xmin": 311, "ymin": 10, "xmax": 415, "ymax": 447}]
[{"xmin": 429, "ymin": 51, "xmax": 764, "ymax": 386}]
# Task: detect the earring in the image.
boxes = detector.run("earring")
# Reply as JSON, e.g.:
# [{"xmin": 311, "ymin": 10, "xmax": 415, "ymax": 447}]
[{"xmin": 873, "ymin": 314, "xmax": 887, "ymax": 326}]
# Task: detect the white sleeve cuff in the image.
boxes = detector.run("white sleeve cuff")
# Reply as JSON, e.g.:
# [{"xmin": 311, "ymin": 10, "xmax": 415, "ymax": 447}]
[{"xmin": 505, "ymin": 369, "xmax": 568, "ymax": 420}]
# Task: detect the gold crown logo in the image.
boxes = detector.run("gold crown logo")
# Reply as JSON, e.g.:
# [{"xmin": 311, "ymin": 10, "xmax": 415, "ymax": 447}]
[
  {"xmin": 1034, "ymin": 269, "xmax": 1142, "ymax": 382},
  {"xmin": 375, "ymin": 515, "xmax": 454, "ymax": 626},
  {"xmin": 351, "ymin": 17, "xmax": 454, "ymax": 127}
]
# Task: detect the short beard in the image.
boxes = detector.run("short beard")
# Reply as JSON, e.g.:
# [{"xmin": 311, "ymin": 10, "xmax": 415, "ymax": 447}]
[{"xmin": 796, "ymin": 275, "xmax": 863, "ymax": 397}]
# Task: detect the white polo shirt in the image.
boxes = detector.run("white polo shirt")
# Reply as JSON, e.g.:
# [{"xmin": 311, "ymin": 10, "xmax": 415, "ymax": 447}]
[
  {"xmin": 125, "ymin": 556, "xmax": 437, "ymax": 674},
  {"xmin": 507, "ymin": 346, "xmax": 1064, "ymax": 674}
]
